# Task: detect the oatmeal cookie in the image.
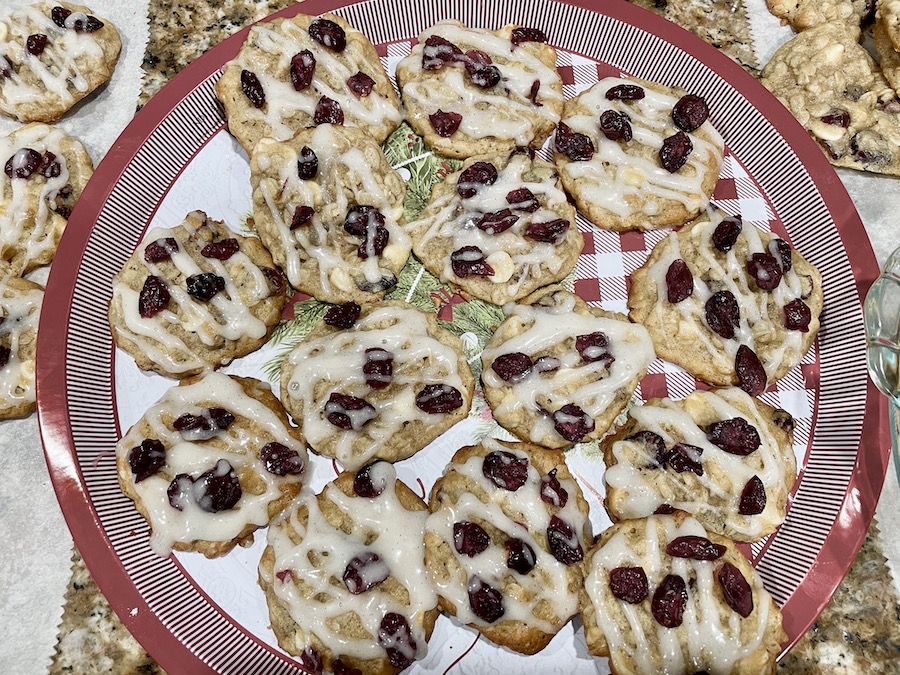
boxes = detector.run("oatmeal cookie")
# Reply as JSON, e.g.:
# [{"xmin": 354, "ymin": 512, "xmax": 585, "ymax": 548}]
[
  {"xmin": 482, "ymin": 286, "xmax": 655, "ymax": 449},
  {"xmin": 602, "ymin": 387, "xmax": 797, "ymax": 542},
  {"xmin": 116, "ymin": 372, "xmax": 308, "ymax": 558},
  {"xmin": 108, "ymin": 210, "xmax": 286, "ymax": 379},
  {"xmin": 766, "ymin": 0, "xmax": 873, "ymax": 30},
  {"xmin": 553, "ymin": 76, "xmax": 724, "ymax": 232},
  {"xmin": 395, "ymin": 20, "xmax": 563, "ymax": 158},
  {"xmin": 881, "ymin": 0, "xmax": 900, "ymax": 49},
  {"xmin": 0, "ymin": 2, "xmax": 121, "ymax": 122},
  {"xmin": 216, "ymin": 12, "xmax": 402, "ymax": 154},
  {"xmin": 425, "ymin": 439, "xmax": 590, "ymax": 654},
  {"xmin": 406, "ymin": 150, "xmax": 582, "ymax": 305},
  {"xmin": 874, "ymin": 14, "xmax": 900, "ymax": 91},
  {"xmin": 627, "ymin": 208, "xmax": 822, "ymax": 395},
  {"xmin": 581, "ymin": 512, "xmax": 786, "ymax": 674},
  {"xmin": 250, "ymin": 124, "xmax": 409, "ymax": 304},
  {"xmin": 279, "ymin": 301, "xmax": 474, "ymax": 471},
  {"xmin": 0, "ymin": 270, "xmax": 41, "ymax": 419}
]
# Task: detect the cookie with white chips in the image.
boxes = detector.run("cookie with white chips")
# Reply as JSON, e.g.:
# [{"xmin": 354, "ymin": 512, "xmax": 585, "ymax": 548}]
[
  {"xmin": 395, "ymin": 20, "xmax": 563, "ymax": 158},
  {"xmin": 0, "ymin": 122, "xmax": 92, "ymax": 275},
  {"xmin": 765, "ymin": 0, "xmax": 872, "ymax": 30},
  {"xmin": 581, "ymin": 512, "xmax": 786, "ymax": 675},
  {"xmin": 250, "ymin": 124, "xmax": 409, "ymax": 304},
  {"xmin": 260, "ymin": 462, "xmax": 439, "ymax": 675},
  {"xmin": 481, "ymin": 286, "xmax": 655, "ymax": 449},
  {"xmin": 0, "ymin": 2, "xmax": 121, "ymax": 122},
  {"xmin": 108, "ymin": 210, "xmax": 287, "ymax": 379},
  {"xmin": 279, "ymin": 300, "xmax": 474, "ymax": 471},
  {"xmin": 627, "ymin": 208, "xmax": 822, "ymax": 396},
  {"xmin": 216, "ymin": 12, "xmax": 402, "ymax": 155},
  {"xmin": 116, "ymin": 372, "xmax": 308, "ymax": 558},
  {"xmin": 602, "ymin": 387, "xmax": 797, "ymax": 542},
  {"xmin": 553, "ymin": 76, "xmax": 724, "ymax": 232},
  {"xmin": 874, "ymin": 12, "xmax": 900, "ymax": 92},
  {"xmin": 882, "ymin": 0, "xmax": 900, "ymax": 50},
  {"xmin": 0, "ymin": 270, "xmax": 42, "ymax": 419},
  {"xmin": 406, "ymin": 150, "xmax": 582, "ymax": 305},
  {"xmin": 424, "ymin": 439, "xmax": 591, "ymax": 655}
]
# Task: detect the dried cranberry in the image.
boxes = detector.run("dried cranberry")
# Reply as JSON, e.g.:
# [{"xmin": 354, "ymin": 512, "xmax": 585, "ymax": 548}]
[
  {"xmin": 628, "ymin": 430, "xmax": 667, "ymax": 468},
  {"xmin": 510, "ymin": 145, "xmax": 536, "ymax": 159},
  {"xmin": 747, "ymin": 253, "xmax": 782, "ymax": 291},
  {"xmin": 51, "ymin": 6, "xmax": 71, "ymax": 27},
  {"xmin": 528, "ymin": 79, "xmax": 542, "ymax": 106},
  {"xmin": 482, "ymin": 450, "xmax": 529, "ymax": 491},
  {"xmin": 172, "ymin": 407, "xmax": 235, "ymax": 440},
  {"xmin": 672, "ymin": 94, "xmax": 710, "ymax": 132},
  {"xmin": 555, "ymin": 121, "xmax": 594, "ymax": 161},
  {"xmin": 127, "ymin": 439, "xmax": 166, "ymax": 482},
  {"xmin": 260, "ymin": 442, "xmax": 304, "ymax": 476},
  {"xmin": 717, "ymin": 562, "xmax": 753, "ymax": 617},
  {"xmin": 290, "ymin": 50, "xmax": 315, "ymax": 91},
  {"xmin": 379, "ymin": 612, "xmax": 417, "ymax": 670},
  {"xmin": 465, "ymin": 54, "xmax": 501, "ymax": 88},
  {"xmin": 651, "ymin": 574, "xmax": 688, "ymax": 628},
  {"xmin": 343, "ymin": 205, "xmax": 385, "ymax": 236},
  {"xmin": 712, "ymin": 215, "xmax": 742, "ymax": 252},
  {"xmin": 300, "ymin": 647, "xmax": 323, "ymax": 675},
  {"xmin": 325, "ymin": 392, "xmax": 376, "ymax": 430},
  {"xmin": 666, "ymin": 535, "xmax": 726, "ymax": 560},
  {"xmin": 524, "ymin": 218, "xmax": 569, "ymax": 244},
  {"xmin": 467, "ymin": 576, "xmax": 505, "ymax": 623},
  {"xmin": 5, "ymin": 148, "xmax": 41, "ymax": 179},
  {"xmin": 451, "ymin": 246, "xmax": 494, "ymax": 278},
  {"xmin": 821, "ymin": 109, "xmax": 850, "ymax": 127},
  {"xmin": 308, "ymin": 18, "xmax": 346, "ymax": 51},
  {"xmin": 357, "ymin": 225, "xmax": 389, "ymax": 259},
  {"xmin": 314, "ymin": 96, "xmax": 344, "ymax": 125},
  {"xmin": 240, "ymin": 70, "xmax": 265, "ymax": 108},
  {"xmin": 138, "ymin": 275, "xmax": 170, "ymax": 318},
  {"xmin": 143, "ymin": 237, "xmax": 179, "ymax": 263},
  {"xmin": 654, "ymin": 503, "xmax": 676, "ymax": 514},
  {"xmin": 422, "ymin": 35, "xmax": 463, "ymax": 70},
  {"xmin": 552, "ymin": 403, "xmax": 595, "ymax": 442},
  {"xmin": 606, "ymin": 83, "xmax": 645, "ymax": 100},
  {"xmin": 510, "ymin": 26, "xmax": 547, "ymax": 45},
  {"xmin": 738, "ymin": 475, "xmax": 766, "ymax": 516},
  {"xmin": 354, "ymin": 462, "xmax": 388, "ymax": 498},
  {"xmin": 547, "ymin": 516, "xmax": 583, "ymax": 564},
  {"xmin": 415, "ymin": 384, "xmax": 463, "ymax": 414},
  {"xmin": 707, "ymin": 418, "xmax": 760, "ymax": 456},
  {"xmin": 333, "ymin": 660, "xmax": 363, "ymax": 675},
  {"xmin": 540, "ymin": 468, "xmax": 568, "ymax": 507},
  {"xmin": 343, "ymin": 551, "xmax": 389, "ymax": 594},
  {"xmin": 506, "ymin": 187, "xmax": 540, "ymax": 212},
  {"xmin": 290, "ymin": 205, "xmax": 315, "ymax": 229},
  {"xmin": 609, "ymin": 566, "xmax": 649, "ymax": 603},
  {"xmin": 186, "ymin": 272, "xmax": 225, "ymax": 301},
  {"xmin": 324, "ymin": 301, "xmax": 361, "ymax": 328},
  {"xmin": 71, "ymin": 13, "xmax": 103, "ymax": 32},
  {"xmin": 534, "ymin": 355, "xmax": 561, "ymax": 373},
  {"xmin": 0, "ymin": 56, "xmax": 12, "ymax": 79},
  {"xmin": 490, "ymin": 352, "xmax": 533, "ymax": 383},
  {"xmin": 297, "ymin": 146, "xmax": 318, "ymax": 179},
  {"xmin": 167, "ymin": 474, "xmax": 194, "ymax": 511},
  {"xmin": 667, "ymin": 443, "xmax": 704, "ymax": 475},
  {"xmin": 475, "ymin": 209, "xmax": 518, "ymax": 234},
  {"xmin": 26, "ymin": 34, "xmax": 48, "ymax": 56},
  {"xmin": 262, "ymin": 267, "xmax": 285, "ymax": 293},
  {"xmin": 665, "ymin": 259, "xmax": 693, "ymax": 303},
  {"xmin": 0, "ymin": 345, "xmax": 9, "ymax": 369},
  {"xmin": 705, "ymin": 291, "xmax": 740, "ymax": 339},
  {"xmin": 599, "ymin": 109, "xmax": 632, "ymax": 141},
  {"xmin": 660, "ymin": 131, "xmax": 693, "ymax": 172},
  {"xmin": 772, "ymin": 238, "xmax": 793, "ymax": 272},
  {"xmin": 735, "ymin": 344, "xmax": 767, "ymax": 397},
  {"xmin": 784, "ymin": 299, "xmax": 812, "ymax": 332},
  {"xmin": 457, "ymin": 161, "xmax": 498, "ymax": 198},
  {"xmin": 201, "ymin": 238, "xmax": 239, "ymax": 260},
  {"xmin": 347, "ymin": 71, "xmax": 375, "ymax": 97},
  {"xmin": 195, "ymin": 459, "xmax": 242, "ymax": 513},
  {"xmin": 575, "ymin": 331, "xmax": 614, "ymax": 367},
  {"xmin": 454, "ymin": 521, "xmax": 490, "ymax": 557},
  {"xmin": 505, "ymin": 538, "xmax": 536, "ymax": 574},
  {"xmin": 363, "ymin": 348, "xmax": 393, "ymax": 389},
  {"xmin": 429, "ymin": 109, "xmax": 462, "ymax": 137}
]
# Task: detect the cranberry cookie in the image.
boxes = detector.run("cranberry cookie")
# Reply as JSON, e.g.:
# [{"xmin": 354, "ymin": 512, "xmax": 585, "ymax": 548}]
[
  {"xmin": 395, "ymin": 20, "xmax": 563, "ymax": 158},
  {"xmin": 628, "ymin": 208, "xmax": 822, "ymax": 395},
  {"xmin": 553, "ymin": 76, "xmax": 724, "ymax": 232},
  {"xmin": 216, "ymin": 12, "xmax": 401, "ymax": 154},
  {"xmin": 482, "ymin": 286, "xmax": 655, "ymax": 449},
  {"xmin": 425, "ymin": 439, "xmax": 590, "ymax": 654},
  {"xmin": 0, "ymin": 270, "xmax": 42, "ymax": 419},
  {"xmin": 279, "ymin": 301, "xmax": 474, "ymax": 471},
  {"xmin": 602, "ymin": 387, "xmax": 797, "ymax": 542},
  {"xmin": 250, "ymin": 124, "xmax": 409, "ymax": 304},
  {"xmin": 406, "ymin": 150, "xmax": 582, "ymax": 305},
  {"xmin": 116, "ymin": 372, "xmax": 308, "ymax": 558},
  {"xmin": 581, "ymin": 512, "xmax": 786, "ymax": 674},
  {"xmin": 108, "ymin": 210, "xmax": 286, "ymax": 379}
]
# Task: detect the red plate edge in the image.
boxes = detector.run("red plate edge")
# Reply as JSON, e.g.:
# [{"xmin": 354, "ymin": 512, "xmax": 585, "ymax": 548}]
[{"xmin": 34, "ymin": 0, "xmax": 889, "ymax": 670}]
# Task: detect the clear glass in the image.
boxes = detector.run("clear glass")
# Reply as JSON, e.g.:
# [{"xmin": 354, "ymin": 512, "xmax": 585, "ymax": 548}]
[{"xmin": 864, "ymin": 246, "xmax": 900, "ymax": 485}]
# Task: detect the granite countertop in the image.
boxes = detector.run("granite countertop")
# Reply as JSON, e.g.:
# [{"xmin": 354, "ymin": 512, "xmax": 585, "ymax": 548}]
[{"xmin": 46, "ymin": 0, "xmax": 900, "ymax": 673}]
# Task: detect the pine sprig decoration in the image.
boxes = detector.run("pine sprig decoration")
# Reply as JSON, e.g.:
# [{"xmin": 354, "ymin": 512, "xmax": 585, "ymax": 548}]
[
  {"xmin": 262, "ymin": 299, "xmax": 329, "ymax": 381},
  {"xmin": 385, "ymin": 255, "xmax": 445, "ymax": 312}
]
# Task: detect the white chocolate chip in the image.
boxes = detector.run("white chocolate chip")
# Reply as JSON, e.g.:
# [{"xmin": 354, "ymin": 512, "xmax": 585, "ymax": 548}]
[
  {"xmin": 329, "ymin": 267, "xmax": 355, "ymax": 292},
  {"xmin": 809, "ymin": 120, "xmax": 847, "ymax": 142},
  {"xmin": 486, "ymin": 251, "xmax": 514, "ymax": 283},
  {"xmin": 820, "ymin": 44, "xmax": 845, "ymax": 64}
]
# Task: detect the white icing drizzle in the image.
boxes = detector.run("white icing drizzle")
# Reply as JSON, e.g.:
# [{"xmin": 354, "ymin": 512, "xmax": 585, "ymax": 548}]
[
  {"xmin": 116, "ymin": 372, "xmax": 307, "ymax": 556},
  {"xmin": 560, "ymin": 76, "xmax": 724, "ymax": 220},
  {"xmin": 482, "ymin": 293, "xmax": 655, "ymax": 444},
  {"xmin": 398, "ymin": 21, "xmax": 563, "ymax": 143},
  {"xmin": 425, "ymin": 439, "xmax": 586, "ymax": 631},
  {"xmin": 0, "ymin": 274, "xmax": 41, "ymax": 409},
  {"xmin": 604, "ymin": 387, "xmax": 793, "ymax": 539},
  {"xmin": 261, "ymin": 463, "xmax": 436, "ymax": 666},
  {"xmin": 282, "ymin": 303, "xmax": 467, "ymax": 470},
  {"xmin": 585, "ymin": 515, "xmax": 773, "ymax": 674}
]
